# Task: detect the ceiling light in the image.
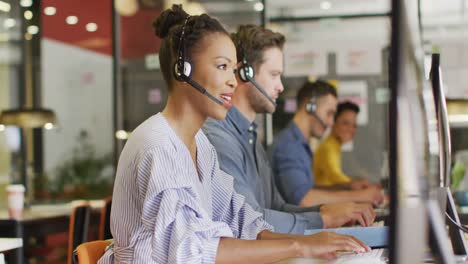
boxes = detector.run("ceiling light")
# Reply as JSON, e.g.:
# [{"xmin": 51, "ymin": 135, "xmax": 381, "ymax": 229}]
[
  {"xmin": 66, "ymin": 16, "xmax": 78, "ymax": 25},
  {"xmin": 0, "ymin": 124, "xmax": 4, "ymax": 131},
  {"xmin": 253, "ymin": 2, "xmax": 264, "ymax": 12},
  {"xmin": 44, "ymin": 6, "xmax": 56, "ymax": 16},
  {"xmin": 320, "ymin": 1, "xmax": 332, "ymax": 10},
  {"xmin": 4, "ymin": 18, "xmax": 15, "ymax": 29},
  {"xmin": 0, "ymin": 109, "xmax": 57, "ymax": 128},
  {"xmin": 449, "ymin": 115, "xmax": 468, "ymax": 123},
  {"xmin": 44, "ymin": 122, "xmax": 54, "ymax": 130},
  {"xmin": 27, "ymin": 25, "xmax": 39, "ymax": 35},
  {"xmin": 0, "ymin": 1, "xmax": 11, "ymax": 12},
  {"xmin": 24, "ymin": 10, "xmax": 33, "ymax": 20},
  {"xmin": 115, "ymin": 0, "xmax": 139, "ymax": 16},
  {"xmin": 85, "ymin": 22, "xmax": 98, "ymax": 32},
  {"xmin": 20, "ymin": 0, "xmax": 33, "ymax": 7},
  {"xmin": 115, "ymin": 130, "xmax": 130, "ymax": 140},
  {"xmin": 185, "ymin": 2, "xmax": 206, "ymax": 15}
]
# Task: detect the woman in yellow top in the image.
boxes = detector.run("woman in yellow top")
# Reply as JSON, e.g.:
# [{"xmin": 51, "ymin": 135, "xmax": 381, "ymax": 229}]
[{"xmin": 314, "ymin": 101, "xmax": 367, "ymax": 187}]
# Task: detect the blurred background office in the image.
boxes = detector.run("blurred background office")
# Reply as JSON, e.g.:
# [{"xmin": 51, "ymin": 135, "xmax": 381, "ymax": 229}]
[
  {"xmin": 0, "ymin": 0, "xmax": 467, "ymax": 212},
  {"xmin": 0, "ymin": 0, "xmax": 467, "ymax": 262}
]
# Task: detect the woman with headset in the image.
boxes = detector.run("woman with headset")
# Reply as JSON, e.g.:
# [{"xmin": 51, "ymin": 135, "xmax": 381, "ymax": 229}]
[{"xmin": 98, "ymin": 5, "xmax": 369, "ymax": 264}]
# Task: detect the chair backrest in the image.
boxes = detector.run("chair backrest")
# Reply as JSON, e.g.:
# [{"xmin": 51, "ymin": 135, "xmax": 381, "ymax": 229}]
[
  {"xmin": 99, "ymin": 197, "xmax": 112, "ymax": 240},
  {"xmin": 68, "ymin": 202, "xmax": 91, "ymax": 264},
  {"xmin": 74, "ymin": 240, "xmax": 111, "ymax": 264}
]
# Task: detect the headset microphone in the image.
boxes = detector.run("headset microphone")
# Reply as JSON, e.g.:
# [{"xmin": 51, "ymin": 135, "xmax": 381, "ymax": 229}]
[
  {"xmin": 306, "ymin": 98, "xmax": 327, "ymax": 129},
  {"xmin": 178, "ymin": 71, "xmax": 224, "ymax": 106},
  {"xmin": 310, "ymin": 111, "xmax": 328, "ymax": 129},
  {"xmin": 245, "ymin": 75, "xmax": 277, "ymax": 106},
  {"xmin": 173, "ymin": 16, "xmax": 225, "ymax": 107},
  {"xmin": 238, "ymin": 57, "xmax": 276, "ymax": 106}
]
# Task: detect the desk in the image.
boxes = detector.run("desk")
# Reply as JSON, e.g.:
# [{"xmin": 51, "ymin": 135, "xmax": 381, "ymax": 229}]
[
  {"xmin": 0, "ymin": 238, "xmax": 23, "ymax": 252},
  {"xmin": 0, "ymin": 201, "xmax": 103, "ymax": 264}
]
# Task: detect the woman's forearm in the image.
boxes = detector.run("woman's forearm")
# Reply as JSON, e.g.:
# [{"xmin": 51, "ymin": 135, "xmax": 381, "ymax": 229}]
[{"xmin": 215, "ymin": 234, "xmax": 300, "ymax": 264}]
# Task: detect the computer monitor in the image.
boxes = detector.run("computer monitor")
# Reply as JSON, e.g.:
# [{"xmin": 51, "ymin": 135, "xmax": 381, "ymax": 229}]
[
  {"xmin": 429, "ymin": 52, "xmax": 468, "ymax": 256},
  {"xmin": 389, "ymin": 0, "xmax": 455, "ymax": 263}
]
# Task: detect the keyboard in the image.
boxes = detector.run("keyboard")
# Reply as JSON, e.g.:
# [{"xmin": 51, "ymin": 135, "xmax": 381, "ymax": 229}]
[
  {"xmin": 275, "ymin": 249, "xmax": 387, "ymax": 264},
  {"xmin": 334, "ymin": 249, "xmax": 387, "ymax": 264}
]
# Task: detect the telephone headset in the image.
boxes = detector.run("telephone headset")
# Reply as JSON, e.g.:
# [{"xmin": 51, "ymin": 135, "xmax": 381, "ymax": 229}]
[
  {"xmin": 173, "ymin": 16, "xmax": 224, "ymax": 106},
  {"xmin": 237, "ymin": 43, "xmax": 276, "ymax": 106},
  {"xmin": 305, "ymin": 96, "xmax": 327, "ymax": 128}
]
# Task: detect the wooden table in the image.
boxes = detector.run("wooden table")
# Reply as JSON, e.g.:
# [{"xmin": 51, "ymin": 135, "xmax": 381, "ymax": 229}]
[{"xmin": 0, "ymin": 201, "xmax": 103, "ymax": 264}]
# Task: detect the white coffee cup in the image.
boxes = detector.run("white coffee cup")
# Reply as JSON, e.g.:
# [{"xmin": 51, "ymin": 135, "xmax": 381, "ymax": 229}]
[{"xmin": 6, "ymin": 184, "xmax": 25, "ymax": 219}]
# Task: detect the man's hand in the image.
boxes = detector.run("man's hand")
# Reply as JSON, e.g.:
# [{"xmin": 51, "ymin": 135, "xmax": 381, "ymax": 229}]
[
  {"xmin": 350, "ymin": 179, "xmax": 371, "ymax": 190},
  {"xmin": 356, "ymin": 186, "xmax": 385, "ymax": 206},
  {"xmin": 320, "ymin": 202, "xmax": 375, "ymax": 228}
]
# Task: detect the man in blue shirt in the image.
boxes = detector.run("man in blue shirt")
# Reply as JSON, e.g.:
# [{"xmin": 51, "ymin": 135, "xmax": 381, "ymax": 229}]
[
  {"xmin": 203, "ymin": 24, "xmax": 375, "ymax": 235},
  {"xmin": 270, "ymin": 80, "xmax": 384, "ymax": 207}
]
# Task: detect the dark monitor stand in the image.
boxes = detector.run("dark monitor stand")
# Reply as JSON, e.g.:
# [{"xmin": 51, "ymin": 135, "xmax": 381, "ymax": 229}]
[
  {"xmin": 429, "ymin": 186, "xmax": 468, "ymax": 263},
  {"xmin": 428, "ymin": 199, "xmax": 457, "ymax": 264},
  {"xmin": 445, "ymin": 187, "xmax": 468, "ymax": 255}
]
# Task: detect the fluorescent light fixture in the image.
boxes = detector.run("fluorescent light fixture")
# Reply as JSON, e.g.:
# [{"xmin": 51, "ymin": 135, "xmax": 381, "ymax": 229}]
[
  {"xmin": 20, "ymin": 0, "xmax": 33, "ymax": 7},
  {"xmin": 253, "ymin": 2, "xmax": 264, "ymax": 12},
  {"xmin": 44, "ymin": 6, "xmax": 56, "ymax": 16},
  {"xmin": 85, "ymin": 22, "xmax": 98, "ymax": 32},
  {"xmin": 0, "ymin": 1, "xmax": 11, "ymax": 12},
  {"xmin": 24, "ymin": 10, "xmax": 33, "ymax": 20},
  {"xmin": 320, "ymin": 1, "xmax": 332, "ymax": 10},
  {"xmin": 449, "ymin": 114, "xmax": 468, "ymax": 123},
  {"xmin": 4, "ymin": 18, "xmax": 15, "ymax": 29},
  {"xmin": 66, "ymin": 16, "xmax": 78, "ymax": 25},
  {"xmin": 27, "ymin": 25, "xmax": 39, "ymax": 35}
]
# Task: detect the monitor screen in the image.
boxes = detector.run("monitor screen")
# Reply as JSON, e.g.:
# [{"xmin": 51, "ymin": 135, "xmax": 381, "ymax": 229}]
[
  {"xmin": 430, "ymin": 52, "xmax": 468, "ymax": 256},
  {"xmin": 389, "ymin": 0, "xmax": 442, "ymax": 262}
]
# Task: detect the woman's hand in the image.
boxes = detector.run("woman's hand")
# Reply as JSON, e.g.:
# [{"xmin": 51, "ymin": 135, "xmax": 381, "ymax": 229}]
[{"xmin": 295, "ymin": 232, "xmax": 370, "ymax": 260}]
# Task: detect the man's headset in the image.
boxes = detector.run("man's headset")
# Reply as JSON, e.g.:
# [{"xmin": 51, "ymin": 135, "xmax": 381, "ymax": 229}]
[
  {"xmin": 305, "ymin": 96, "xmax": 327, "ymax": 128},
  {"xmin": 237, "ymin": 49, "xmax": 276, "ymax": 106},
  {"xmin": 173, "ymin": 16, "xmax": 224, "ymax": 106}
]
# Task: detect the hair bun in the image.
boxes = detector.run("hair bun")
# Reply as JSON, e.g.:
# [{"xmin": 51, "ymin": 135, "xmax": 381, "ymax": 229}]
[{"xmin": 153, "ymin": 4, "xmax": 189, "ymax": 39}]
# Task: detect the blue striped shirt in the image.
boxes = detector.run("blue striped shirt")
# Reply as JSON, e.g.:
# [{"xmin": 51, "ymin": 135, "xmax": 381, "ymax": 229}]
[{"xmin": 98, "ymin": 113, "xmax": 272, "ymax": 264}]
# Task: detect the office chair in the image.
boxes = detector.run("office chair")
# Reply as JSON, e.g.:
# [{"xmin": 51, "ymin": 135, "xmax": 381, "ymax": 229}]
[
  {"xmin": 99, "ymin": 197, "xmax": 112, "ymax": 240},
  {"xmin": 67, "ymin": 202, "xmax": 91, "ymax": 264},
  {"xmin": 74, "ymin": 240, "xmax": 111, "ymax": 264}
]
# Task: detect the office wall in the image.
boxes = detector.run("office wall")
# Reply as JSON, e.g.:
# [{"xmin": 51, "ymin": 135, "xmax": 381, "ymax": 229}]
[
  {"xmin": 41, "ymin": 39, "xmax": 113, "ymax": 180},
  {"xmin": 40, "ymin": 0, "xmax": 113, "ymax": 185}
]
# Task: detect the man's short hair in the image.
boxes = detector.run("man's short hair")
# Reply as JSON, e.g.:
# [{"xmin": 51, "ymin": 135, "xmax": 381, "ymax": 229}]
[
  {"xmin": 231, "ymin": 24, "xmax": 285, "ymax": 71},
  {"xmin": 335, "ymin": 101, "xmax": 360, "ymax": 120},
  {"xmin": 296, "ymin": 80, "xmax": 337, "ymax": 108}
]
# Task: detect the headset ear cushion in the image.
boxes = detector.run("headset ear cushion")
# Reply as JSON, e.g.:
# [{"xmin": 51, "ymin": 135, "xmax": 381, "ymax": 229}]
[
  {"xmin": 239, "ymin": 64, "xmax": 254, "ymax": 83},
  {"xmin": 183, "ymin": 61, "xmax": 192, "ymax": 77},
  {"xmin": 306, "ymin": 102, "xmax": 317, "ymax": 113},
  {"xmin": 173, "ymin": 61, "xmax": 192, "ymax": 81}
]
